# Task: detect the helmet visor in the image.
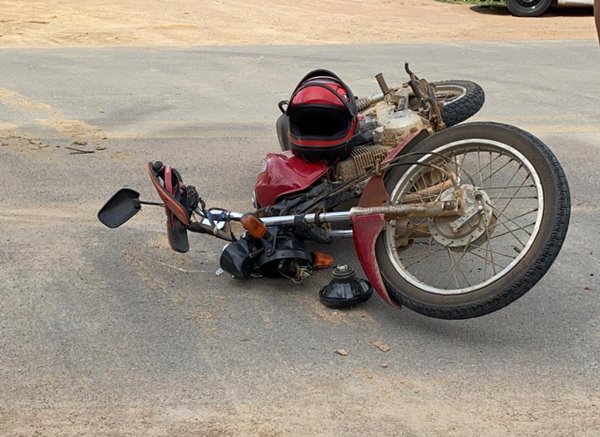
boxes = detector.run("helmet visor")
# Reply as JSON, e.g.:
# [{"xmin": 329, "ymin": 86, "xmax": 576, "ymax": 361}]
[{"xmin": 289, "ymin": 105, "xmax": 353, "ymax": 140}]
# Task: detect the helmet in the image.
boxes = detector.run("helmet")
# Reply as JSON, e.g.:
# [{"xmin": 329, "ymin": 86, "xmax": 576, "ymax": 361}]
[{"xmin": 286, "ymin": 69, "xmax": 358, "ymax": 161}]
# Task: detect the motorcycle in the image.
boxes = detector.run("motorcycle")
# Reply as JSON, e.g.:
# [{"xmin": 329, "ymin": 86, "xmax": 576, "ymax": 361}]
[{"xmin": 98, "ymin": 65, "xmax": 570, "ymax": 320}]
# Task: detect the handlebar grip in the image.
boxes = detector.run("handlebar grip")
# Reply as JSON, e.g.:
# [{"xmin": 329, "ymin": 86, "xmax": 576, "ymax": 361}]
[{"xmin": 375, "ymin": 73, "xmax": 390, "ymax": 95}]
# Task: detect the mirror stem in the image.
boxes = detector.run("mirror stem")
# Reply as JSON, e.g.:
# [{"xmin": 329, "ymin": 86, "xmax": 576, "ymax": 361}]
[{"xmin": 138, "ymin": 200, "xmax": 164, "ymax": 207}]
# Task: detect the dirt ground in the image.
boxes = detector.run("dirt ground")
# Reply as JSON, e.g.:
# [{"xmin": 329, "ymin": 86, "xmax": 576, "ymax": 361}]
[{"xmin": 0, "ymin": 0, "xmax": 596, "ymax": 47}]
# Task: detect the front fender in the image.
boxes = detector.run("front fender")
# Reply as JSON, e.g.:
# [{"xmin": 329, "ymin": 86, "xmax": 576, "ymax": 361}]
[
  {"xmin": 351, "ymin": 129, "xmax": 429, "ymax": 306},
  {"xmin": 351, "ymin": 214, "xmax": 393, "ymax": 305}
]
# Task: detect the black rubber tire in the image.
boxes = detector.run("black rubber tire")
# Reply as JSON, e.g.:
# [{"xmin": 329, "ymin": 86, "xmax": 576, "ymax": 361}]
[
  {"xmin": 375, "ymin": 122, "xmax": 571, "ymax": 319},
  {"xmin": 433, "ymin": 80, "xmax": 485, "ymax": 127},
  {"xmin": 507, "ymin": 0, "xmax": 552, "ymax": 17}
]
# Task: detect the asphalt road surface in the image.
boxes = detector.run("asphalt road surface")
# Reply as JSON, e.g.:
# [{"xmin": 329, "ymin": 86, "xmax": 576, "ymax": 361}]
[{"xmin": 1, "ymin": 41, "xmax": 599, "ymax": 436}]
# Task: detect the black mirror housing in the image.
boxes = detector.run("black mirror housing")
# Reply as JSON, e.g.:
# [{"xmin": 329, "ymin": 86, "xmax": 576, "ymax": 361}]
[{"xmin": 98, "ymin": 188, "xmax": 141, "ymax": 228}]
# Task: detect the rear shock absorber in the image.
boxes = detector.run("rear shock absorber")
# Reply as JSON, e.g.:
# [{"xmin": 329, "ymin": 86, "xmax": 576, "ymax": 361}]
[{"xmin": 355, "ymin": 96, "xmax": 374, "ymax": 112}]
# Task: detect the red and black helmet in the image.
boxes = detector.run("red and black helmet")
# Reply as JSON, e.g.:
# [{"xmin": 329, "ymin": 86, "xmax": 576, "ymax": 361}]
[{"xmin": 286, "ymin": 69, "xmax": 358, "ymax": 161}]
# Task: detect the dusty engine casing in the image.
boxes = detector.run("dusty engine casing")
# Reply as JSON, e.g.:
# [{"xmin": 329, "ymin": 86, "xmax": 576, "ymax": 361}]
[
  {"xmin": 335, "ymin": 101, "xmax": 429, "ymax": 182},
  {"xmin": 336, "ymin": 145, "xmax": 388, "ymax": 183},
  {"xmin": 371, "ymin": 101, "xmax": 429, "ymax": 148}
]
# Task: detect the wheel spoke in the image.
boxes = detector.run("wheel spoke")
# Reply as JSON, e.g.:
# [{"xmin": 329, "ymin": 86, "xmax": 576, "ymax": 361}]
[
  {"xmin": 484, "ymin": 217, "xmax": 497, "ymax": 276},
  {"xmin": 488, "ymin": 161, "xmax": 522, "ymax": 202},
  {"xmin": 463, "ymin": 153, "xmax": 503, "ymax": 183},
  {"xmin": 480, "ymin": 156, "xmax": 515, "ymax": 187},
  {"xmin": 472, "ymin": 245, "xmax": 520, "ymax": 260},
  {"xmin": 488, "ymin": 151, "xmax": 493, "ymax": 187},
  {"xmin": 468, "ymin": 249, "xmax": 506, "ymax": 271},
  {"xmin": 494, "ymin": 173, "xmax": 532, "ymax": 214},
  {"xmin": 488, "ymin": 222, "xmax": 535, "ymax": 243},
  {"xmin": 454, "ymin": 151, "xmax": 474, "ymax": 184},
  {"xmin": 489, "ymin": 204, "xmax": 536, "ymax": 237},
  {"xmin": 477, "ymin": 150, "xmax": 482, "ymax": 187},
  {"xmin": 400, "ymin": 246, "xmax": 447, "ymax": 269},
  {"xmin": 446, "ymin": 248, "xmax": 461, "ymax": 288},
  {"xmin": 483, "ymin": 185, "xmax": 537, "ymax": 190},
  {"xmin": 434, "ymin": 242, "xmax": 471, "ymax": 288}
]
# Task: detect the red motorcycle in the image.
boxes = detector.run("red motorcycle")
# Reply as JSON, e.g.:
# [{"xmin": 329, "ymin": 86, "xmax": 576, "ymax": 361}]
[{"xmin": 98, "ymin": 66, "xmax": 570, "ymax": 319}]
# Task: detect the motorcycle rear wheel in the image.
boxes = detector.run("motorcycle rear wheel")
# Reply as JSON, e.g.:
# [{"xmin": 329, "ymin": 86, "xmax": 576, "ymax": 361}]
[
  {"xmin": 375, "ymin": 122, "xmax": 570, "ymax": 319},
  {"xmin": 433, "ymin": 80, "xmax": 485, "ymax": 127}
]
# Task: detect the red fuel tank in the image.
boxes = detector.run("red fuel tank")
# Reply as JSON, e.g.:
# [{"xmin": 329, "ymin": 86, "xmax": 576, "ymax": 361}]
[{"xmin": 254, "ymin": 151, "xmax": 328, "ymax": 208}]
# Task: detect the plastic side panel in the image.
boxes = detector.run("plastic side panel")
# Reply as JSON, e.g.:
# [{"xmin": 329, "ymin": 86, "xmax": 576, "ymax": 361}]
[{"xmin": 254, "ymin": 151, "xmax": 328, "ymax": 207}]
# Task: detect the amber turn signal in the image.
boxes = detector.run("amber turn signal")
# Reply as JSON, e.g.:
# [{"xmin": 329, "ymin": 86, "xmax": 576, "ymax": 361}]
[
  {"xmin": 240, "ymin": 213, "xmax": 268, "ymax": 239},
  {"xmin": 312, "ymin": 251, "xmax": 334, "ymax": 269}
]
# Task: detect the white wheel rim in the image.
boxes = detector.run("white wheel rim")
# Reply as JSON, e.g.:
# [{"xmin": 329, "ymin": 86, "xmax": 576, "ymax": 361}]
[
  {"xmin": 385, "ymin": 139, "xmax": 544, "ymax": 296},
  {"xmin": 436, "ymin": 84, "xmax": 468, "ymax": 105}
]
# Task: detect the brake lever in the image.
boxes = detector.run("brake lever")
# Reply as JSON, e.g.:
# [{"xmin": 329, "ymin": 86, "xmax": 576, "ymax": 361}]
[
  {"xmin": 404, "ymin": 64, "xmax": 427, "ymax": 109},
  {"xmin": 405, "ymin": 62, "xmax": 420, "ymax": 81}
]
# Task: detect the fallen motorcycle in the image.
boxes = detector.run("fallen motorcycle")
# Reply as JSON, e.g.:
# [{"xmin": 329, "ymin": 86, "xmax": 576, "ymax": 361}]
[{"xmin": 98, "ymin": 66, "xmax": 570, "ymax": 319}]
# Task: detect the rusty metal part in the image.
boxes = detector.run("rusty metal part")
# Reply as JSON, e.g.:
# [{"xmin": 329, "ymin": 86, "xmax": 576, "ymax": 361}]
[
  {"xmin": 253, "ymin": 197, "xmax": 462, "ymax": 228},
  {"xmin": 350, "ymin": 199, "xmax": 461, "ymax": 220},
  {"xmin": 403, "ymin": 63, "xmax": 445, "ymax": 132},
  {"xmin": 401, "ymin": 179, "xmax": 454, "ymax": 203},
  {"xmin": 421, "ymin": 79, "xmax": 446, "ymax": 132},
  {"xmin": 428, "ymin": 185, "xmax": 494, "ymax": 248},
  {"xmin": 336, "ymin": 145, "xmax": 388, "ymax": 182},
  {"xmin": 392, "ymin": 220, "xmax": 431, "ymax": 247},
  {"xmin": 394, "ymin": 220, "xmax": 431, "ymax": 238}
]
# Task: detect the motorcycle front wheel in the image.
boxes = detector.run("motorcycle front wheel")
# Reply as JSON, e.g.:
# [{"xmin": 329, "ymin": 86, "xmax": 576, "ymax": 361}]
[{"xmin": 375, "ymin": 122, "xmax": 570, "ymax": 319}]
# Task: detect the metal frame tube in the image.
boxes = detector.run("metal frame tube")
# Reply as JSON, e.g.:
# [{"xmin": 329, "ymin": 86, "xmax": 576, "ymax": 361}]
[
  {"xmin": 260, "ymin": 211, "xmax": 352, "ymax": 226},
  {"xmin": 226, "ymin": 211, "xmax": 351, "ymax": 226},
  {"xmin": 226, "ymin": 200, "xmax": 457, "ymax": 228},
  {"xmin": 329, "ymin": 229, "xmax": 353, "ymax": 238}
]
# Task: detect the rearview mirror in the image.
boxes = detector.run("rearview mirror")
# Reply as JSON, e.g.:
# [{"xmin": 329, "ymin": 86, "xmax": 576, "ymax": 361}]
[{"xmin": 98, "ymin": 188, "xmax": 142, "ymax": 228}]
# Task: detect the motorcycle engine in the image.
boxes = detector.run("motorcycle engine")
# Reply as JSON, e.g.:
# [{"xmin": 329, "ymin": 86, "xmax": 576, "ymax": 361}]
[
  {"xmin": 372, "ymin": 109, "xmax": 428, "ymax": 148},
  {"xmin": 335, "ymin": 101, "xmax": 430, "ymax": 182},
  {"xmin": 370, "ymin": 101, "xmax": 429, "ymax": 148},
  {"xmin": 335, "ymin": 145, "xmax": 388, "ymax": 182}
]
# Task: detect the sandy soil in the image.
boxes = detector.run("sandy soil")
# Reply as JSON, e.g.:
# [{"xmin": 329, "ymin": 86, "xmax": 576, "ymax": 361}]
[{"xmin": 0, "ymin": 0, "xmax": 596, "ymax": 47}]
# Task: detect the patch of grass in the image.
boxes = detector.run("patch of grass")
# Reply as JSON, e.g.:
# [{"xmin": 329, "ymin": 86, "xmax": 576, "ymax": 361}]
[{"xmin": 436, "ymin": 0, "xmax": 505, "ymax": 6}]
